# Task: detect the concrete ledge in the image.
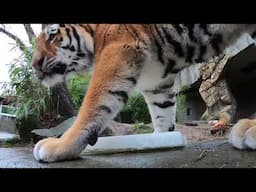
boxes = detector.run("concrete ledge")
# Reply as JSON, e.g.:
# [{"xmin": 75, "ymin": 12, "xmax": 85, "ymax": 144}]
[
  {"xmin": 0, "ymin": 131, "xmax": 19, "ymax": 142},
  {"xmin": 83, "ymin": 131, "xmax": 187, "ymax": 154}
]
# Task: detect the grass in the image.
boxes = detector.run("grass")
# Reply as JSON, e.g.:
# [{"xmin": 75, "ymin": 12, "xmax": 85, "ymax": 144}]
[
  {"xmin": 0, "ymin": 137, "xmax": 20, "ymax": 147},
  {"xmin": 132, "ymin": 123, "xmax": 154, "ymax": 134}
]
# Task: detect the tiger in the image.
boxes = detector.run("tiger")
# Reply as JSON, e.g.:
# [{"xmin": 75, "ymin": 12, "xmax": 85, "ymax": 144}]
[{"xmin": 32, "ymin": 24, "xmax": 256, "ymax": 162}]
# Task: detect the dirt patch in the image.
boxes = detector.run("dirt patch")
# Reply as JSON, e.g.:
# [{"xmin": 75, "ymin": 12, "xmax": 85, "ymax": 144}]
[
  {"xmin": 106, "ymin": 122, "xmax": 153, "ymax": 136},
  {"xmin": 106, "ymin": 121, "xmax": 231, "ymax": 144},
  {"xmin": 176, "ymin": 122, "xmax": 230, "ymax": 143}
]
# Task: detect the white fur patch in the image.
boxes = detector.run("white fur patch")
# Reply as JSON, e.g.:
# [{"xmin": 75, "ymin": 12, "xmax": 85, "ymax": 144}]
[
  {"xmin": 244, "ymin": 135, "xmax": 256, "ymax": 149},
  {"xmin": 136, "ymin": 53, "xmax": 175, "ymax": 91},
  {"xmin": 244, "ymin": 129, "xmax": 256, "ymax": 149},
  {"xmin": 42, "ymin": 74, "xmax": 64, "ymax": 87},
  {"xmin": 229, "ymin": 133, "xmax": 246, "ymax": 149},
  {"xmin": 142, "ymin": 90, "xmax": 176, "ymax": 133}
]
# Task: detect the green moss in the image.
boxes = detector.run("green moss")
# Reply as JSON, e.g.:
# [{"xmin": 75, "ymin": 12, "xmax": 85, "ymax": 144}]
[{"xmin": 132, "ymin": 123, "xmax": 153, "ymax": 134}]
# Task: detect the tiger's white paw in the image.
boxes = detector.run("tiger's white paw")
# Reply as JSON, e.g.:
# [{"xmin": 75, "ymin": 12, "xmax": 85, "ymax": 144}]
[
  {"xmin": 33, "ymin": 137, "xmax": 83, "ymax": 162},
  {"xmin": 153, "ymin": 124, "xmax": 175, "ymax": 133},
  {"xmin": 229, "ymin": 119, "xmax": 256, "ymax": 150},
  {"xmin": 244, "ymin": 127, "xmax": 256, "ymax": 149}
]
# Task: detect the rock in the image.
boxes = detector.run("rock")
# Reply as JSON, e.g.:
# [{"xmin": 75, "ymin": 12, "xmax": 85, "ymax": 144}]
[
  {"xmin": 199, "ymin": 80, "xmax": 213, "ymax": 92},
  {"xmin": 16, "ymin": 115, "xmax": 41, "ymax": 143},
  {"xmin": 106, "ymin": 121, "xmax": 135, "ymax": 136},
  {"xmin": 174, "ymin": 34, "xmax": 254, "ymax": 123},
  {"xmin": 0, "ymin": 115, "xmax": 16, "ymax": 134},
  {"xmin": 31, "ymin": 116, "xmax": 135, "ymax": 138},
  {"xmin": 0, "ymin": 131, "xmax": 19, "ymax": 143},
  {"xmin": 31, "ymin": 116, "xmax": 76, "ymax": 138},
  {"xmin": 199, "ymin": 54, "xmax": 236, "ymax": 122}
]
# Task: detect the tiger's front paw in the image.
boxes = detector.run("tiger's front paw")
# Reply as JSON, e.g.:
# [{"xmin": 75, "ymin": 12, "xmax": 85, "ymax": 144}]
[
  {"xmin": 229, "ymin": 119, "xmax": 256, "ymax": 150},
  {"xmin": 33, "ymin": 137, "xmax": 82, "ymax": 162}
]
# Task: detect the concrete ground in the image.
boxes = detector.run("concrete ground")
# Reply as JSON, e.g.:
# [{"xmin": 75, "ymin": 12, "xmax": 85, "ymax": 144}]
[
  {"xmin": 1, "ymin": 122, "xmax": 255, "ymax": 168},
  {"xmin": 0, "ymin": 138, "xmax": 256, "ymax": 168}
]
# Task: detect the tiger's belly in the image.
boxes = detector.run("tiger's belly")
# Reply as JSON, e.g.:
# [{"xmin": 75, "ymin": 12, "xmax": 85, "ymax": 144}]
[{"xmin": 135, "ymin": 58, "xmax": 175, "ymax": 92}]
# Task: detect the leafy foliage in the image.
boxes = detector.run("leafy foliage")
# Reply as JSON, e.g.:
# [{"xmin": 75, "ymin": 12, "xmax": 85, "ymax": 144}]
[
  {"xmin": 8, "ymin": 41, "xmax": 57, "ymax": 122},
  {"xmin": 0, "ymin": 105, "xmax": 17, "ymax": 115},
  {"xmin": 67, "ymin": 73, "xmax": 91, "ymax": 110},
  {"xmin": 66, "ymin": 73, "xmax": 151, "ymax": 124},
  {"xmin": 116, "ymin": 91, "xmax": 151, "ymax": 124},
  {"xmin": 176, "ymin": 94, "xmax": 186, "ymax": 123},
  {"xmin": 176, "ymin": 85, "xmax": 190, "ymax": 123},
  {"xmin": 132, "ymin": 122, "xmax": 153, "ymax": 134}
]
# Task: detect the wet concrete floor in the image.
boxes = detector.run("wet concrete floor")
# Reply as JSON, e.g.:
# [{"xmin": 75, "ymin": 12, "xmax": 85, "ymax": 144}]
[{"xmin": 0, "ymin": 139, "xmax": 255, "ymax": 168}]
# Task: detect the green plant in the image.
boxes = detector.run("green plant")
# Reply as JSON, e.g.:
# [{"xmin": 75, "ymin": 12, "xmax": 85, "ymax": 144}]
[
  {"xmin": 0, "ymin": 105, "xmax": 17, "ymax": 115},
  {"xmin": 8, "ymin": 41, "xmax": 55, "ymax": 121},
  {"xmin": 180, "ymin": 85, "xmax": 190, "ymax": 93},
  {"xmin": 67, "ymin": 74, "xmax": 152, "ymax": 124},
  {"xmin": 67, "ymin": 75, "xmax": 151, "ymax": 124},
  {"xmin": 176, "ymin": 94, "xmax": 186, "ymax": 122},
  {"xmin": 16, "ymin": 114, "xmax": 41, "ymax": 142},
  {"xmin": 116, "ymin": 91, "xmax": 151, "ymax": 124},
  {"xmin": 212, "ymin": 114, "xmax": 220, "ymax": 120},
  {"xmin": 176, "ymin": 85, "xmax": 190, "ymax": 123},
  {"xmin": 6, "ymin": 41, "xmax": 59, "ymax": 142},
  {"xmin": 132, "ymin": 122, "xmax": 153, "ymax": 134},
  {"xmin": 67, "ymin": 73, "xmax": 91, "ymax": 109}
]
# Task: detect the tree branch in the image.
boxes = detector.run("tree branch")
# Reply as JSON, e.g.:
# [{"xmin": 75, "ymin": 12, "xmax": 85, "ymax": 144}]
[
  {"xmin": 23, "ymin": 24, "xmax": 36, "ymax": 42},
  {"xmin": 0, "ymin": 26, "xmax": 26, "ymax": 52},
  {"xmin": 41, "ymin": 24, "xmax": 47, "ymax": 30}
]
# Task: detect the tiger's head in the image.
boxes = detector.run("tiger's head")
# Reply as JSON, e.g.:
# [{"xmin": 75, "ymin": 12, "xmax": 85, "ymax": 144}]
[{"xmin": 32, "ymin": 24, "xmax": 94, "ymax": 87}]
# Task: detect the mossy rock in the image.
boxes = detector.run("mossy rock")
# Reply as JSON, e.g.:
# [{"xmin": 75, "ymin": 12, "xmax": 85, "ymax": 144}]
[
  {"xmin": 31, "ymin": 116, "xmax": 76, "ymax": 143},
  {"xmin": 132, "ymin": 123, "xmax": 154, "ymax": 134}
]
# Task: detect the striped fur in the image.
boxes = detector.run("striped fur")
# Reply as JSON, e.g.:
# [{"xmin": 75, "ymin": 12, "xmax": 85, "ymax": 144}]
[
  {"xmin": 32, "ymin": 24, "xmax": 94, "ymax": 87},
  {"xmin": 32, "ymin": 24, "xmax": 256, "ymax": 162}
]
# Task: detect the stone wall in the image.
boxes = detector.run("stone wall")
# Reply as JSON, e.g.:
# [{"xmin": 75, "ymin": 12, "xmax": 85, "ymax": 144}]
[
  {"xmin": 175, "ymin": 33, "xmax": 255, "ymax": 122},
  {"xmin": 199, "ymin": 54, "xmax": 236, "ymax": 121}
]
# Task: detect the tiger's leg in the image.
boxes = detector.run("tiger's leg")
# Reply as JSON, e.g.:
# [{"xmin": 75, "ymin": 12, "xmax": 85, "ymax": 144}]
[
  {"xmin": 141, "ymin": 88, "xmax": 176, "ymax": 133},
  {"xmin": 229, "ymin": 119, "xmax": 256, "ymax": 149},
  {"xmin": 33, "ymin": 43, "xmax": 144, "ymax": 162}
]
